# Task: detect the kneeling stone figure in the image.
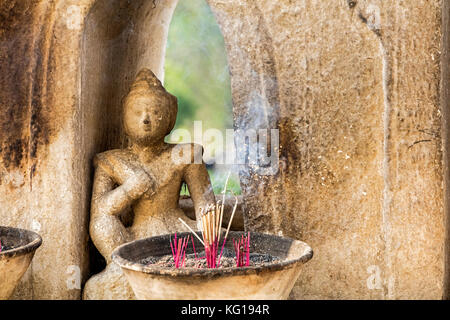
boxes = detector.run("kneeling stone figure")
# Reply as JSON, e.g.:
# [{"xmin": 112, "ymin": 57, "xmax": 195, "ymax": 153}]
[{"xmin": 83, "ymin": 69, "xmax": 215, "ymax": 300}]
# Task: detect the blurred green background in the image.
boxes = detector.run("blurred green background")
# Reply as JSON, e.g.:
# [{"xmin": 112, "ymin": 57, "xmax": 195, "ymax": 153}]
[{"xmin": 164, "ymin": 0, "xmax": 241, "ymax": 195}]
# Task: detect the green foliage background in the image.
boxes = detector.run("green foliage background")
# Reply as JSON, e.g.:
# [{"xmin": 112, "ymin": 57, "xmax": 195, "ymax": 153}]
[
  {"xmin": 164, "ymin": 0, "xmax": 232, "ymax": 133},
  {"xmin": 164, "ymin": 0, "xmax": 241, "ymax": 195}
]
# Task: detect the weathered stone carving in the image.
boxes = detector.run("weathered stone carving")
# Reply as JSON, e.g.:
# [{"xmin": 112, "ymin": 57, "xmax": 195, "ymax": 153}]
[{"xmin": 83, "ymin": 69, "xmax": 216, "ymax": 299}]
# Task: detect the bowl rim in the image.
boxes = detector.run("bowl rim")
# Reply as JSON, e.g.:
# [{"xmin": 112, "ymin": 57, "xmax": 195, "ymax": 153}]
[
  {"xmin": 112, "ymin": 231, "xmax": 313, "ymax": 278},
  {"xmin": 0, "ymin": 226, "xmax": 43, "ymax": 258}
]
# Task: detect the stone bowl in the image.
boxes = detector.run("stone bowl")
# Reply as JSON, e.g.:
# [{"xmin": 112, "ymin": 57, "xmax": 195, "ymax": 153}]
[
  {"xmin": 112, "ymin": 231, "xmax": 313, "ymax": 300},
  {"xmin": 0, "ymin": 226, "xmax": 42, "ymax": 299}
]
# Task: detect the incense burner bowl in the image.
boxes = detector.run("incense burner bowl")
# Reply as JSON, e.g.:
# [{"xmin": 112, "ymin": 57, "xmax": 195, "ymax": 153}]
[
  {"xmin": 112, "ymin": 231, "xmax": 313, "ymax": 300},
  {"xmin": 0, "ymin": 226, "xmax": 42, "ymax": 299}
]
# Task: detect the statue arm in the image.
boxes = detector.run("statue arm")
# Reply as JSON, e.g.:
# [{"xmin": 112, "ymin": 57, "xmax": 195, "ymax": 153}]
[
  {"xmin": 90, "ymin": 165, "xmax": 151, "ymax": 262},
  {"xmin": 183, "ymin": 144, "xmax": 216, "ymax": 230},
  {"xmin": 91, "ymin": 163, "xmax": 152, "ymax": 217}
]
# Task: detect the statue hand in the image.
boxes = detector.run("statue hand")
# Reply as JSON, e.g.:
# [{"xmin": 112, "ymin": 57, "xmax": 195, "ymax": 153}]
[{"xmin": 123, "ymin": 168, "xmax": 155, "ymax": 200}]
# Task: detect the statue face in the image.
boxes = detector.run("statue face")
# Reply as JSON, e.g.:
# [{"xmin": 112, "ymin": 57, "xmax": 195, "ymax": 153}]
[{"xmin": 124, "ymin": 95, "xmax": 172, "ymax": 143}]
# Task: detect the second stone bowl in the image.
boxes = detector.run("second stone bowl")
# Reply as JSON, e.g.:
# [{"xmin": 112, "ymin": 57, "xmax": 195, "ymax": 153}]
[
  {"xmin": 112, "ymin": 231, "xmax": 313, "ymax": 300},
  {"xmin": 0, "ymin": 226, "xmax": 42, "ymax": 299}
]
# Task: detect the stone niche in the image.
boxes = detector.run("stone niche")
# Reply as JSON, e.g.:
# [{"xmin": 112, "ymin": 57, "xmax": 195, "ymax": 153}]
[{"xmin": 0, "ymin": 0, "xmax": 449, "ymax": 300}]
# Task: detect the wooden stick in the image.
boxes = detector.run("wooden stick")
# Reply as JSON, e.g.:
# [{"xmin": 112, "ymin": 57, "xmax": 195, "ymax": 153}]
[
  {"xmin": 207, "ymin": 211, "xmax": 212, "ymax": 245},
  {"xmin": 215, "ymin": 201, "xmax": 222, "ymax": 238},
  {"xmin": 212, "ymin": 210, "xmax": 216, "ymax": 244},
  {"xmin": 178, "ymin": 218, "xmax": 205, "ymax": 246},
  {"xmin": 218, "ymin": 172, "xmax": 231, "ymax": 245},
  {"xmin": 202, "ymin": 214, "xmax": 207, "ymax": 244},
  {"xmin": 217, "ymin": 202, "xmax": 224, "ymax": 244},
  {"xmin": 224, "ymin": 192, "xmax": 239, "ymax": 240},
  {"xmin": 204, "ymin": 213, "xmax": 209, "ymax": 245}
]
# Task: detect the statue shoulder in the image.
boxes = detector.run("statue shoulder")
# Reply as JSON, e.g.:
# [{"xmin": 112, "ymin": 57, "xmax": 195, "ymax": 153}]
[
  {"xmin": 93, "ymin": 149, "xmax": 139, "ymax": 184},
  {"xmin": 93, "ymin": 149, "xmax": 134, "ymax": 169}
]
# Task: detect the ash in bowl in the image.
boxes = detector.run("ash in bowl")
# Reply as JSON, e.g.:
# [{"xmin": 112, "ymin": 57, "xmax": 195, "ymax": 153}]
[{"xmin": 140, "ymin": 248, "xmax": 280, "ymax": 269}]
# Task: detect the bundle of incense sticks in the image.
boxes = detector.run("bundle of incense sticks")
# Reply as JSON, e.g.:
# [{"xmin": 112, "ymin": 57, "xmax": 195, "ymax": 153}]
[
  {"xmin": 200, "ymin": 202, "xmax": 227, "ymax": 268},
  {"xmin": 232, "ymin": 232, "xmax": 250, "ymax": 267},
  {"xmin": 179, "ymin": 194, "xmax": 239, "ymax": 268},
  {"xmin": 178, "ymin": 172, "xmax": 241, "ymax": 268},
  {"xmin": 170, "ymin": 233, "xmax": 190, "ymax": 268}
]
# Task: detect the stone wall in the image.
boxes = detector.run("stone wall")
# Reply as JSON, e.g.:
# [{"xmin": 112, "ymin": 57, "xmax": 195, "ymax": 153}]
[
  {"xmin": 208, "ymin": 0, "xmax": 447, "ymax": 299},
  {"xmin": 441, "ymin": 0, "xmax": 450, "ymax": 300},
  {"xmin": 0, "ymin": 0, "xmax": 448, "ymax": 299},
  {"xmin": 0, "ymin": 0, "xmax": 178, "ymax": 299}
]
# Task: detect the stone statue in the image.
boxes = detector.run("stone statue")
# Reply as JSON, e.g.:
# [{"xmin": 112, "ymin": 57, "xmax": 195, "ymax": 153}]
[{"xmin": 83, "ymin": 69, "xmax": 216, "ymax": 299}]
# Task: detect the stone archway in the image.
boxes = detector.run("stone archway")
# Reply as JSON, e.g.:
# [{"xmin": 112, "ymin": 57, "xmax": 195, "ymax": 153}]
[{"xmin": 80, "ymin": 0, "xmax": 179, "ymax": 298}]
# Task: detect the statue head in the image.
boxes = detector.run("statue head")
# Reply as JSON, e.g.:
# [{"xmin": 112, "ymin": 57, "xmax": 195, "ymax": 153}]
[{"xmin": 123, "ymin": 68, "xmax": 178, "ymax": 145}]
